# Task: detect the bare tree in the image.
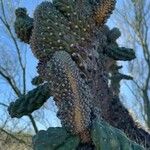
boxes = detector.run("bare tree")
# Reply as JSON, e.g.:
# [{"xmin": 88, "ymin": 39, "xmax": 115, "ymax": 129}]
[{"xmin": 0, "ymin": 0, "xmax": 38, "ymax": 140}]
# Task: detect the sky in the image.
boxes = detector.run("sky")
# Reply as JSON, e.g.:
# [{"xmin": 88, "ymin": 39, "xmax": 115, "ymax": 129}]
[{"xmin": 0, "ymin": 0, "xmax": 146, "ymax": 133}]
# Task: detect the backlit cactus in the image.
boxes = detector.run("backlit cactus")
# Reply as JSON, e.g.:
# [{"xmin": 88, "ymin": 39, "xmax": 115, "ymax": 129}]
[{"xmin": 9, "ymin": 0, "xmax": 150, "ymax": 149}]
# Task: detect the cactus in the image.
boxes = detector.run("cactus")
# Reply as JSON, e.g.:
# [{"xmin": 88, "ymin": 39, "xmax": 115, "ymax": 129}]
[
  {"xmin": 31, "ymin": 76, "xmax": 44, "ymax": 86},
  {"xmin": 32, "ymin": 119, "xmax": 145, "ymax": 150},
  {"xmin": 8, "ymin": 83, "xmax": 50, "ymax": 118},
  {"xmin": 14, "ymin": 8, "xmax": 33, "ymax": 43},
  {"xmin": 104, "ymin": 28, "xmax": 135, "ymax": 61},
  {"xmin": 107, "ymin": 27, "xmax": 121, "ymax": 42},
  {"xmin": 105, "ymin": 46, "xmax": 136, "ymax": 61},
  {"xmin": 93, "ymin": 0, "xmax": 116, "ymax": 25},
  {"xmin": 32, "ymin": 127, "xmax": 80, "ymax": 150},
  {"xmin": 104, "ymin": 28, "xmax": 150, "ymax": 148},
  {"xmin": 92, "ymin": 119, "xmax": 145, "ymax": 150},
  {"xmin": 8, "ymin": 0, "xmax": 150, "ymax": 149},
  {"xmin": 45, "ymin": 51, "xmax": 92, "ymax": 142}
]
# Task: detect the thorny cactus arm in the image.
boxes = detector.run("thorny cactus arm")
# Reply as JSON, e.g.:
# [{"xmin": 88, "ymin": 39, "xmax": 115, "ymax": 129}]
[
  {"xmin": 8, "ymin": 83, "xmax": 51, "ymax": 118},
  {"xmin": 110, "ymin": 72, "xmax": 133, "ymax": 81},
  {"xmin": 110, "ymin": 72, "xmax": 133, "ymax": 96},
  {"xmin": 30, "ymin": 0, "xmax": 117, "ymax": 59},
  {"xmin": 104, "ymin": 28, "xmax": 135, "ymax": 61},
  {"xmin": 105, "ymin": 46, "xmax": 136, "ymax": 61},
  {"xmin": 14, "ymin": 8, "xmax": 33, "ymax": 44},
  {"xmin": 100, "ymin": 27, "xmax": 150, "ymax": 148},
  {"xmin": 109, "ymin": 62, "xmax": 133, "ymax": 95},
  {"xmin": 44, "ymin": 51, "xmax": 92, "ymax": 143}
]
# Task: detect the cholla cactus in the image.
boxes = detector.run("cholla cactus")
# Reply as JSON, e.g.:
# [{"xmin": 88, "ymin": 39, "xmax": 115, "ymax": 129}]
[
  {"xmin": 8, "ymin": 0, "xmax": 150, "ymax": 149},
  {"xmin": 28, "ymin": 1, "xmax": 118, "ymax": 142}
]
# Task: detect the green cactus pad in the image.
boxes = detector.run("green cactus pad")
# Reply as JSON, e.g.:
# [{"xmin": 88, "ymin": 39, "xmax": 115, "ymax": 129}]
[
  {"xmin": 91, "ymin": 119, "xmax": 145, "ymax": 150},
  {"xmin": 105, "ymin": 46, "xmax": 136, "ymax": 61},
  {"xmin": 32, "ymin": 127, "xmax": 79, "ymax": 150},
  {"xmin": 8, "ymin": 84, "xmax": 51, "ymax": 118}
]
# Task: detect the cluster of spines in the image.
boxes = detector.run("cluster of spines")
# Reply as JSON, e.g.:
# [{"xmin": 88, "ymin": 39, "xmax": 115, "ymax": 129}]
[
  {"xmin": 53, "ymin": 0, "xmax": 93, "ymax": 34},
  {"xmin": 94, "ymin": 0, "xmax": 116, "ymax": 25},
  {"xmin": 45, "ymin": 51, "xmax": 92, "ymax": 142}
]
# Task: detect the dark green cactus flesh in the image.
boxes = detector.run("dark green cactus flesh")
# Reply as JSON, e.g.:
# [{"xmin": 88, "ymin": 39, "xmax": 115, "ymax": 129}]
[
  {"xmin": 92, "ymin": 120, "xmax": 145, "ymax": 150},
  {"xmin": 105, "ymin": 46, "xmax": 136, "ymax": 61},
  {"xmin": 14, "ymin": 8, "xmax": 33, "ymax": 43},
  {"xmin": 30, "ymin": 0, "xmax": 117, "ymax": 59},
  {"xmin": 31, "ymin": 76, "xmax": 44, "ymax": 86},
  {"xmin": 8, "ymin": 84, "xmax": 50, "ymax": 118},
  {"xmin": 32, "ymin": 127, "xmax": 80, "ymax": 150},
  {"xmin": 15, "ymin": 8, "xmax": 27, "ymax": 17},
  {"xmin": 107, "ymin": 28, "xmax": 121, "ymax": 42}
]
